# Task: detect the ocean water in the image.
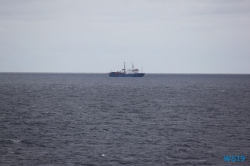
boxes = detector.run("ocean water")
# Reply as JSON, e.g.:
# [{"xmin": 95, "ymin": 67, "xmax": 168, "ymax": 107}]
[{"xmin": 0, "ymin": 73, "xmax": 249, "ymax": 166}]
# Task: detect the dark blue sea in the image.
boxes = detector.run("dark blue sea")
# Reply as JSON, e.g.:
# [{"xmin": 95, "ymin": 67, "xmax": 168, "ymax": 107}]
[{"xmin": 0, "ymin": 73, "xmax": 249, "ymax": 166}]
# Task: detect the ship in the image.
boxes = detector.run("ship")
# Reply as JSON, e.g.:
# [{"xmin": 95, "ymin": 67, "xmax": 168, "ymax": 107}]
[{"xmin": 109, "ymin": 62, "xmax": 145, "ymax": 77}]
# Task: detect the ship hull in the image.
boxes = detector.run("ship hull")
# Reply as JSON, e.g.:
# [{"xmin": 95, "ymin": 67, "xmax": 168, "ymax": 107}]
[{"xmin": 109, "ymin": 73, "xmax": 145, "ymax": 77}]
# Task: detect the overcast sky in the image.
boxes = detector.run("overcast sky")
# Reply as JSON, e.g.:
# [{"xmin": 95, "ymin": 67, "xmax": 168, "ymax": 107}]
[{"xmin": 0, "ymin": 0, "xmax": 250, "ymax": 73}]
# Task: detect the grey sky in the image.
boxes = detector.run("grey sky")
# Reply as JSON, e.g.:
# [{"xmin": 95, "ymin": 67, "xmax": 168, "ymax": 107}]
[{"xmin": 0, "ymin": 0, "xmax": 250, "ymax": 73}]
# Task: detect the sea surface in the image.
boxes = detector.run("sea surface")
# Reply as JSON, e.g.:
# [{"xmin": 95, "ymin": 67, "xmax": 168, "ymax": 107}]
[{"xmin": 0, "ymin": 73, "xmax": 249, "ymax": 166}]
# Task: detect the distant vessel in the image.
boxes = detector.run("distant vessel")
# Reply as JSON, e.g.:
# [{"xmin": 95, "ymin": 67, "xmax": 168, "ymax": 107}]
[{"xmin": 109, "ymin": 62, "xmax": 145, "ymax": 77}]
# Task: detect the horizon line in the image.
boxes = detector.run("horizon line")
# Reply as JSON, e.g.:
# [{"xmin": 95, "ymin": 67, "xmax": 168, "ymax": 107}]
[{"xmin": 0, "ymin": 72, "xmax": 250, "ymax": 75}]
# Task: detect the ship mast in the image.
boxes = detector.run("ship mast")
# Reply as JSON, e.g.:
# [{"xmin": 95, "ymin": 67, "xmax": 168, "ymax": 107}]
[{"xmin": 124, "ymin": 62, "xmax": 126, "ymax": 74}]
